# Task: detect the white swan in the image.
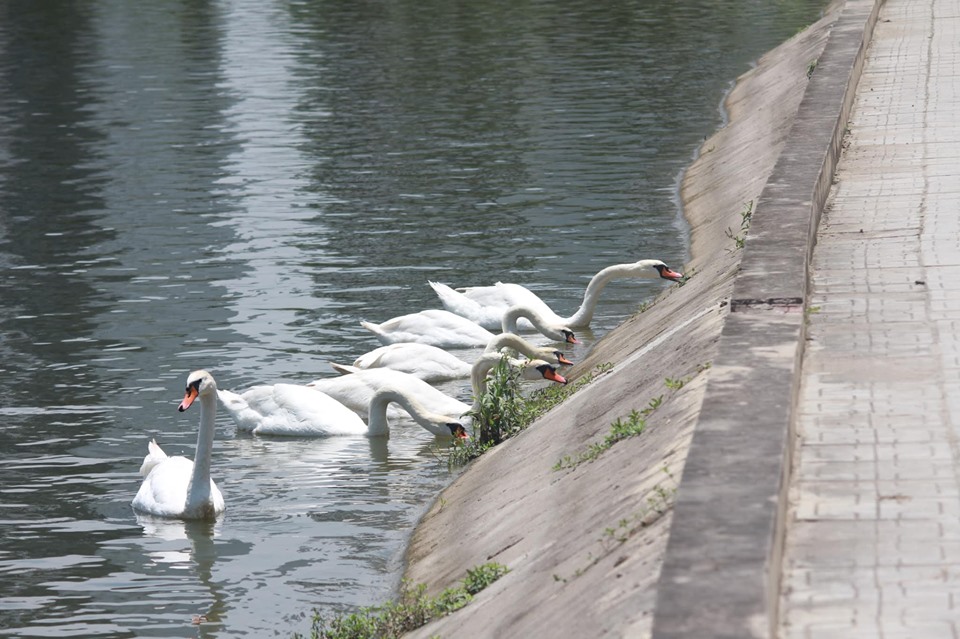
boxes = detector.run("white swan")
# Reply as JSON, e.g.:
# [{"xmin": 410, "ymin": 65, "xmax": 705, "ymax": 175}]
[
  {"xmin": 429, "ymin": 259, "xmax": 684, "ymax": 330},
  {"xmin": 349, "ymin": 332, "xmax": 574, "ymax": 383},
  {"xmin": 217, "ymin": 382, "xmax": 367, "ymax": 437},
  {"xmin": 132, "ymin": 370, "xmax": 225, "ymax": 520},
  {"xmin": 351, "ymin": 342, "xmax": 473, "ymax": 382},
  {"xmin": 308, "ymin": 352, "xmax": 568, "ymax": 421},
  {"xmin": 360, "ymin": 307, "xmax": 578, "ymax": 349},
  {"xmin": 216, "ymin": 379, "xmax": 467, "ymax": 438}
]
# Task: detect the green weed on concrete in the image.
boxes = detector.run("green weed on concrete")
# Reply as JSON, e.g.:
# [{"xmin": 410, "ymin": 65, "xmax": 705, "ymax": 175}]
[
  {"xmin": 448, "ymin": 359, "xmax": 612, "ymax": 466},
  {"xmin": 449, "ymin": 356, "xmax": 528, "ymax": 465},
  {"xmin": 553, "ymin": 409, "xmax": 647, "ymax": 471},
  {"xmin": 295, "ymin": 563, "xmax": 509, "ymax": 639},
  {"xmin": 554, "ymin": 467, "xmax": 679, "ymax": 583},
  {"xmin": 725, "ymin": 200, "xmax": 754, "ymax": 251},
  {"xmin": 524, "ymin": 362, "xmax": 613, "ymax": 418},
  {"xmin": 551, "ymin": 363, "xmax": 710, "ymax": 472}
]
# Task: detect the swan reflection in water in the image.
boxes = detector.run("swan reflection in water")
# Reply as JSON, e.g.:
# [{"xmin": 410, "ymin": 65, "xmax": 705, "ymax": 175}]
[{"xmin": 135, "ymin": 516, "xmax": 245, "ymax": 635}]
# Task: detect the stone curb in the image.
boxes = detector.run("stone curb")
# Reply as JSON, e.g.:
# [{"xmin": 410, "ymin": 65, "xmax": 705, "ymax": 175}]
[{"xmin": 650, "ymin": 1, "xmax": 884, "ymax": 637}]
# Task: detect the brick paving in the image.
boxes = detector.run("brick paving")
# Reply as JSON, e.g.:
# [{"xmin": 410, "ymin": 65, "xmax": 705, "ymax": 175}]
[{"xmin": 779, "ymin": 0, "xmax": 960, "ymax": 637}]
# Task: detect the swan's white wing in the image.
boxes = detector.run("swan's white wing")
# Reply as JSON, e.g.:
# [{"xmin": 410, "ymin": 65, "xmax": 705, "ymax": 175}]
[
  {"xmin": 139, "ymin": 438, "xmax": 168, "ymax": 477},
  {"xmin": 362, "ymin": 309, "xmax": 493, "ymax": 347},
  {"xmin": 132, "ymin": 456, "xmax": 194, "ymax": 517},
  {"xmin": 219, "ymin": 384, "xmax": 367, "ymax": 437},
  {"xmin": 429, "ymin": 281, "xmax": 506, "ymax": 330},
  {"xmin": 312, "ymin": 368, "xmax": 469, "ymax": 420},
  {"xmin": 352, "ymin": 369, "xmax": 470, "ymax": 417},
  {"xmin": 330, "ymin": 363, "xmax": 360, "ymax": 376},
  {"xmin": 216, "ymin": 388, "xmax": 262, "ymax": 433},
  {"xmin": 459, "ymin": 281, "xmax": 514, "ymax": 305},
  {"xmin": 314, "ymin": 374, "xmax": 411, "ymax": 421},
  {"xmin": 251, "ymin": 384, "xmax": 367, "ymax": 437},
  {"xmin": 353, "ymin": 344, "xmax": 412, "ymax": 369},
  {"xmin": 239, "ymin": 384, "xmax": 284, "ymax": 415},
  {"xmin": 491, "ymin": 283, "xmax": 557, "ymax": 319},
  {"xmin": 132, "ymin": 456, "xmax": 225, "ymax": 519},
  {"xmin": 352, "ymin": 342, "xmax": 472, "ymax": 382},
  {"xmin": 433, "ymin": 281, "xmax": 559, "ymax": 330},
  {"xmin": 306, "ymin": 375, "xmax": 380, "ymax": 418}
]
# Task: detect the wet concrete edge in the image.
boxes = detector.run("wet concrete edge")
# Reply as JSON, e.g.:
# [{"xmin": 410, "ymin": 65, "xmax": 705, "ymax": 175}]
[{"xmin": 650, "ymin": 1, "xmax": 884, "ymax": 637}]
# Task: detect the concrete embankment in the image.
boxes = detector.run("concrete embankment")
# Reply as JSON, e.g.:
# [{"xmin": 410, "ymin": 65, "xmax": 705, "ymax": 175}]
[{"xmin": 401, "ymin": 1, "xmax": 865, "ymax": 636}]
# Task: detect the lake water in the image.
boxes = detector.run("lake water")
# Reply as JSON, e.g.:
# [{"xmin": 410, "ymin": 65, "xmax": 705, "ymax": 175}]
[{"xmin": 0, "ymin": 0, "xmax": 826, "ymax": 636}]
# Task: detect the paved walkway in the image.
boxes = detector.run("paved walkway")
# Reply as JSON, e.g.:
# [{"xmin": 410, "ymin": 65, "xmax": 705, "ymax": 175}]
[{"xmin": 780, "ymin": 0, "xmax": 960, "ymax": 637}]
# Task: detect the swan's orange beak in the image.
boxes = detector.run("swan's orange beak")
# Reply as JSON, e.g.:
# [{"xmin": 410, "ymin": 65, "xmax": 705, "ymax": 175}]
[
  {"xmin": 557, "ymin": 352, "xmax": 574, "ymax": 366},
  {"xmin": 660, "ymin": 267, "xmax": 684, "ymax": 282},
  {"xmin": 544, "ymin": 369, "xmax": 567, "ymax": 385},
  {"xmin": 179, "ymin": 387, "xmax": 199, "ymax": 412},
  {"xmin": 564, "ymin": 332, "xmax": 579, "ymax": 345}
]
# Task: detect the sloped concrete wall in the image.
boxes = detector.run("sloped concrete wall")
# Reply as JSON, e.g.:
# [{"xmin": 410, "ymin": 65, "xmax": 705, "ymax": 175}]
[{"xmin": 401, "ymin": 6, "xmax": 842, "ymax": 637}]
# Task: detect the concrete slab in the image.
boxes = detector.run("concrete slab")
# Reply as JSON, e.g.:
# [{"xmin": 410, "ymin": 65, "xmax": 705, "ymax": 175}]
[
  {"xmin": 652, "ymin": 1, "xmax": 883, "ymax": 637},
  {"xmin": 779, "ymin": 1, "xmax": 960, "ymax": 636}
]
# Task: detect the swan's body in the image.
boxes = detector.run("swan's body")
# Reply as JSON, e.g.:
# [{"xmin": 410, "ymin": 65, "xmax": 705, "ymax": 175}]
[
  {"xmin": 309, "ymin": 352, "xmax": 567, "ymax": 421},
  {"xmin": 430, "ymin": 259, "xmax": 684, "ymax": 330},
  {"xmin": 349, "ymin": 332, "xmax": 573, "ymax": 383},
  {"xmin": 360, "ymin": 309, "xmax": 490, "ymax": 348},
  {"xmin": 307, "ymin": 367, "xmax": 469, "ymax": 420},
  {"xmin": 217, "ymin": 380, "xmax": 465, "ymax": 438},
  {"xmin": 360, "ymin": 308, "xmax": 577, "ymax": 349},
  {"xmin": 217, "ymin": 382, "xmax": 368, "ymax": 436},
  {"xmin": 132, "ymin": 370, "xmax": 225, "ymax": 520},
  {"xmin": 351, "ymin": 343, "xmax": 473, "ymax": 382}
]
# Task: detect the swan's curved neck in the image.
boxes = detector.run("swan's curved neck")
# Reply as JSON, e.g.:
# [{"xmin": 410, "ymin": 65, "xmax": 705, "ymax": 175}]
[
  {"xmin": 501, "ymin": 306, "xmax": 550, "ymax": 335},
  {"xmin": 484, "ymin": 332, "xmax": 533, "ymax": 357},
  {"xmin": 369, "ymin": 389, "xmax": 451, "ymax": 437},
  {"xmin": 186, "ymin": 391, "xmax": 217, "ymax": 509},
  {"xmin": 470, "ymin": 353, "xmax": 505, "ymax": 401},
  {"xmin": 565, "ymin": 263, "xmax": 638, "ymax": 327}
]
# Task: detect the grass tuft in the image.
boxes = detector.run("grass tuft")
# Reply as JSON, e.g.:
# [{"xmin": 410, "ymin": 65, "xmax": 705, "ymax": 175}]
[
  {"xmin": 724, "ymin": 200, "xmax": 754, "ymax": 251},
  {"xmin": 448, "ymin": 359, "xmax": 612, "ymax": 466},
  {"xmin": 448, "ymin": 356, "xmax": 526, "ymax": 465},
  {"xmin": 296, "ymin": 563, "xmax": 509, "ymax": 639},
  {"xmin": 553, "ymin": 409, "xmax": 647, "ymax": 471}
]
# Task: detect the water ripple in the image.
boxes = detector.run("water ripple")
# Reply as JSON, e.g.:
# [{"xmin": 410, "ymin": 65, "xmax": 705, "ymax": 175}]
[{"xmin": 0, "ymin": 0, "xmax": 826, "ymax": 635}]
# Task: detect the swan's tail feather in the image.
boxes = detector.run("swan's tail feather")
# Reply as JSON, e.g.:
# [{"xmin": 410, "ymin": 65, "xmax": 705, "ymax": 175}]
[
  {"xmin": 429, "ymin": 281, "xmax": 486, "ymax": 318},
  {"xmin": 216, "ymin": 388, "xmax": 247, "ymax": 410},
  {"xmin": 352, "ymin": 350, "xmax": 383, "ymax": 369},
  {"xmin": 139, "ymin": 438, "xmax": 168, "ymax": 477},
  {"xmin": 360, "ymin": 320, "xmax": 383, "ymax": 336},
  {"xmin": 330, "ymin": 362, "xmax": 360, "ymax": 376},
  {"xmin": 428, "ymin": 280, "xmax": 454, "ymax": 294},
  {"xmin": 216, "ymin": 389, "xmax": 235, "ymax": 399}
]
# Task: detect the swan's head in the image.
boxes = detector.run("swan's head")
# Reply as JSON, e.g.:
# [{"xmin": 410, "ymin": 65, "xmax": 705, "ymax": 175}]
[
  {"xmin": 179, "ymin": 370, "xmax": 217, "ymax": 412},
  {"xmin": 523, "ymin": 360, "xmax": 567, "ymax": 385},
  {"xmin": 643, "ymin": 260, "xmax": 684, "ymax": 282},
  {"xmin": 446, "ymin": 423, "xmax": 470, "ymax": 439},
  {"xmin": 531, "ymin": 325, "xmax": 578, "ymax": 344},
  {"xmin": 537, "ymin": 363, "xmax": 567, "ymax": 385}
]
